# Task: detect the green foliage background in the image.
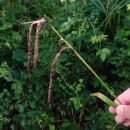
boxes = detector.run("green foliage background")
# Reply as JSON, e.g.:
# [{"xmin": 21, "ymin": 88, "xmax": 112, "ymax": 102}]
[{"xmin": 0, "ymin": 0, "xmax": 130, "ymax": 129}]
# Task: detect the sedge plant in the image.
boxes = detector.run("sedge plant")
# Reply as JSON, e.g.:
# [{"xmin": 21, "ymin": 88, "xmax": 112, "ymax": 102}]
[
  {"xmin": 46, "ymin": 19, "xmax": 122, "ymax": 105},
  {"xmin": 24, "ymin": 17, "xmax": 122, "ymax": 119}
]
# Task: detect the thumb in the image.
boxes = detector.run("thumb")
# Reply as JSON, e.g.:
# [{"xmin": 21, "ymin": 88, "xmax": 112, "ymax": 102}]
[{"xmin": 116, "ymin": 105, "xmax": 130, "ymax": 120}]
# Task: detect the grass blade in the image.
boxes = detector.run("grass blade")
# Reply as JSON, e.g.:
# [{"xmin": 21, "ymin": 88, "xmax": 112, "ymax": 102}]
[
  {"xmin": 91, "ymin": 92, "xmax": 117, "ymax": 109},
  {"xmin": 90, "ymin": 0, "xmax": 106, "ymax": 14},
  {"xmin": 97, "ymin": 0, "xmax": 107, "ymax": 15}
]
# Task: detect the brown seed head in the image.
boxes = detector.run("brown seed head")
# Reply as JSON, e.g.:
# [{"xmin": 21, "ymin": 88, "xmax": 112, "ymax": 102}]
[
  {"xmin": 48, "ymin": 48, "xmax": 66, "ymax": 106},
  {"xmin": 27, "ymin": 24, "xmax": 33, "ymax": 74}
]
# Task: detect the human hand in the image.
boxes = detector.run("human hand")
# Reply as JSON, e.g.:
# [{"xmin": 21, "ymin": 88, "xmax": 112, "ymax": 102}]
[{"xmin": 109, "ymin": 88, "xmax": 130, "ymax": 126}]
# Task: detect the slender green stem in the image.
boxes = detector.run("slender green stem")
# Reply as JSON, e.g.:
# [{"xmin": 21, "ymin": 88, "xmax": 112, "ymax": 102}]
[
  {"xmin": 57, "ymin": 69, "xmax": 81, "ymax": 106},
  {"xmin": 48, "ymin": 21, "xmax": 122, "ymax": 105},
  {"xmin": 78, "ymin": 96, "xmax": 90, "ymax": 130},
  {"xmin": 88, "ymin": 20, "xmax": 96, "ymax": 36}
]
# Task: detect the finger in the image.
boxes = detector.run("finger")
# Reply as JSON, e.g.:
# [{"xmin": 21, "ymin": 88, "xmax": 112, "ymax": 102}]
[
  {"xmin": 115, "ymin": 88, "xmax": 130, "ymax": 105},
  {"xmin": 114, "ymin": 98, "xmax": 124, "ymax": 106},
  {"xmin": 116, "ymin": 105, "xmax": 124, "ymax": 116},
  {"xmin": 123, "ymin": 105, "xmax": 130, "ymax": 119},
  {"xmin": 120, "ymin": 88, "xmax": 130, "ymax": 103},
  {"xmin": 116, "ymin": 105, "xmax": 130, "ymax": 119},
  {"xmin": 109, "ymin": 106, "xmax": 116, "ymax": 113},
  {"xmin": 123, "ymin": 121, "xmax": 130, "ymax": 126},
  {"xmin": 115, "ymin": 115, "xmax": 126, "ymax": 124},
  {"xmin": 109, "ymin": 88, "xmax": 130, "ymax": 115}
]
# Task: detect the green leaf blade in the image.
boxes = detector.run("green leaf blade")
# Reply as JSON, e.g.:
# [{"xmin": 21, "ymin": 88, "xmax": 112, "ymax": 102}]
[{"xmin": 91, "ymin": 92, "xmax": 117, "ymax": 109}]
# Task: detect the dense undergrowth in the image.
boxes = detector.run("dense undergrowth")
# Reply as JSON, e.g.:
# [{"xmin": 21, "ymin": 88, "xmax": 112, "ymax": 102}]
[{"xmin": 0, "ymin": 0, "xmax": 130, "ymax": 129}]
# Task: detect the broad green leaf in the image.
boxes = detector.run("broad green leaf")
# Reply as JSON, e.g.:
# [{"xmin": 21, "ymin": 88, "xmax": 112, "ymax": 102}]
[
  {"xmin": 76, "ymin": 84, "xmax": 82, "ymax": 91},
  {"xmin": 94, "ymin": 80, "xmax": 100, "ymax": 88},
  {"xmin": 60, "ymin": 121, "xmax": 70, "ymax": 128},
  {"xmin": 11, "ymin": 81, "xmax": 23, "ymax": 94},
  {"xmin": 91, "ymin": 92, "xmax": 117, "ymax": 109},
  {"xmin": 102, "ymin": 48, "xmax": 111, "ymax": 55},
  {"xmin": 49, "ymin": 124, "xmax": 55, "ymax": 130},
  {"xmin": 59, "ymin": 27, "xmax": 66, "ymax": 33},
  {"xmin": 127, "ymin": 3, "xmax": 130, "ymax": 10},
  {"xmin": 100, "ymin": 52, "xmax": 106, "ymax": 61},
  {"xmin": 12, "ymin": 32, "xmax": 22, "ymax": 42},
  {"xmin": 29, "ymin": 100, "xmax": 36, "ymax": 109},
  {"xmin": 27, "ymin": 110, "xmax": 36, "ymax": 117},
  {"xmin": 18, "ymin": 105, "xmax": 25, "ymax": 113},
  {"xmin": 96, "ymin": 49, "xmax": 102, "ymax": 56},
  {"xmin": 61, "ymin": 21, "xmax": 71, "ymax": 30},
  {"xmin": 0, "ymin": 93, "xmax": 4, "ymax": 99},
  {"xmin": 13, "ymin": 49, "xmax": 27, "ymax": 61},
  {"xmin": 96, "ymin": 48, "xmax": 111, "ymax": 61},
  {"xmin": 127, "ymin": 51, "xmax": 130, "ymax": 56},
  {"xmin": 0, "ymin": 63, "xmax": 13, "ymax": 81},
  {"xmin": 4, "ymin": 74, "xmax": 13, "ymax": 81},
  {"xmin": 70, "ymin": 98, "xmax": 81, "ymax": 110},
  {"xmin": 40, "ymin": 112, "xmax": 46, "ymax": 118},
  {"xmin": 14, "ymin": 115, "xmax": 23, "ymax": 122},
  {"xmin": 79, "ymin": 79, "xmax": 83, "ymax": 83}
]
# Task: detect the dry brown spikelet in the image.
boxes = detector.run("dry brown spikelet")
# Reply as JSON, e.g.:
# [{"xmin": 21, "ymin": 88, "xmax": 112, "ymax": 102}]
[
  {"xmin": 34, "ymin": 22, "xmax": 42, "ymax": 68},
  {"xmin": 48, "ymin": 48, "xmax": 66, "ymax": 106},
  {"xmin": 27, "ymin": 24, "xmax": 33, "ymax": 74},
  {"xmin": 24, "ymin": 18, "xmax": 46, "ymax": 73}
]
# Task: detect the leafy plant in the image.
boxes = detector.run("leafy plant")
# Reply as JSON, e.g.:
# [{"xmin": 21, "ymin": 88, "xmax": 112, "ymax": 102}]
[{"xmin": 0, "ymin": 0, "xmax": 130, "ymax": 130}]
